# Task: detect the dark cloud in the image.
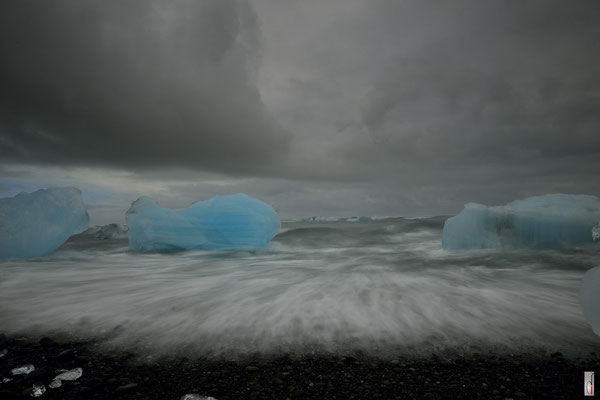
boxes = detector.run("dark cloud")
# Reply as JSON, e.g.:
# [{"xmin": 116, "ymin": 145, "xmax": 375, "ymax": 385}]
[
  {"xmin": 353, "ymin": 1, "xmax": 600, "ymax": 165},
  {"xmin": 1, "ymin": 0, "xmax": 599, "ymax": 218},
  {"xmin": 0, "ymin": 0, "xmax": 290, "ymax": 175},
  {"xmin": 255, "ymin": 0, "xmax": 600, "ymax": 188}
]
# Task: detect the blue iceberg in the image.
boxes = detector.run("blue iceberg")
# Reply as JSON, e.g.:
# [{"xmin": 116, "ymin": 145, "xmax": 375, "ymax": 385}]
[
  {"xmin": 442, "ymin": 194, "xmax": 600, "ymax": 250},
  {"xmin": 126, "ymin": 193, "xmax": 280, "ymax": 251},
  {"xmin": 0, "ymin": 187, "xmax": 89, "ymax": 259},
  {"xmin": 581, "ymin": 266, "xmax": 600, "ymax": 336}
]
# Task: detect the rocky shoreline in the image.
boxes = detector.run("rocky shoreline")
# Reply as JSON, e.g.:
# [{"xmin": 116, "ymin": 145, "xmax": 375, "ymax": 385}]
[{"xmin": 0, "ymin": 334, "xmax": 597, "ymax": 399}]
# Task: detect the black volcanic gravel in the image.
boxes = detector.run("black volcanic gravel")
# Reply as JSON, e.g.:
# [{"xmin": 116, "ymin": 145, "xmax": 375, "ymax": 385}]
[{"xmin": 0, "ymin": 334, "xmax": 597, "ymax": 399}]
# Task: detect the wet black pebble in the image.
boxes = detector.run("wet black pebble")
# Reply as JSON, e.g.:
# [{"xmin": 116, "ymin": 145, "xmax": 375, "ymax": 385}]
[
  {"xmin": 23, "ymin": 367, "xmax": 53, "ymax": 384},
  {"xmin": 0, "ymin": 390, "xmax": 20, "ymax": 400},
  {"xmin": 83, "ymin": 377, "xmax": 105, "ymax": 390},
  {"xmin": 79, "ymin": 386, "xmax": 94, "ymax": 397},
  {"xmin": 39, "ymin": 337, "xmax": 56, "ymax": 349}
]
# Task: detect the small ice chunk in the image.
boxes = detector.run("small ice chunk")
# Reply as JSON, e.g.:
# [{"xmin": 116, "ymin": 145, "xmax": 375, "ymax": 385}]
[
  {"xmin": 48, "ymin": 379, "xmax": 61, "ymax": 389},
  {"xmin": 54, "ymin": 368, "xmax": 82, "ymax": 381},
  {"xmin": 180, "ymin": 395, "xmax": 218, "ymax": 400},
  {"xmin": 442, "ymin": 194, "xmax": 600, "ymax": 249},
  {"xmin": 31, "ymin": 383, "xmax": 46, "ymax": 397},
  {"xmin": 0, "ymin": 348, "xmax": 7, "ymax": 357},
  {"xmin": 49, "ymin": 367, "xmax": 82, "ymax": 389},
  {"xmin": 581, "ymin": 266, "xmax": 600, "ymax": 336},
  {"xmin": 593, "ymin": 222, "xmax": 600, "ymax": 241},
  {"xmin": 12, "ymin": 364, "xmax": 35, "ymax": 375},
  {"xmin": 127, "ymin": 194, "xmax": 280, "ymax": 251},
  {"xmin": 0, "ymin": 187, "xmax": 89, "ymax": 258},
  {"xmin": 2, "ymin": 377, "xmax": 13, "ymax": 384},
  {"xmin": 310, "ymin": 216, "xmax": 339, "ymax": 222}
]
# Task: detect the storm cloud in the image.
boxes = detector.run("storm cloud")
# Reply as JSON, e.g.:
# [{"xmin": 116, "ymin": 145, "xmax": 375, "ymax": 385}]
[
  {"xmin": 0, "ymin": 0, "xmax": 290, "ymax": 175},
  {"xmin": 1, "ymin": 0, "xmax": 599, "ymax": 219},
  {"xmin": 255, "ymin": 0, "xmax": 600, "ymax": 182}
]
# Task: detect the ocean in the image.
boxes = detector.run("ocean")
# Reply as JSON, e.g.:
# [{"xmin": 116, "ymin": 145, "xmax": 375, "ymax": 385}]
[{"xmin": 1, "ymin": 217, "xmax": 599, "ymax": 359}]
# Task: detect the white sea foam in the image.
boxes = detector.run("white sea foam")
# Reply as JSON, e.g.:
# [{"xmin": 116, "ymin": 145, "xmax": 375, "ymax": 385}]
[{"xmin": 1, "ymin": 218, "xmax": 599, "ymax": 359}]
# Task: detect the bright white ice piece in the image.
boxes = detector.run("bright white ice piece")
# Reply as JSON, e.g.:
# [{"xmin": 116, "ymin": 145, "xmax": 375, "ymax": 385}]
[
  {"xmin": 31, "ymin": 383, "xmax": 46, "ymax": 397},
  {"xmin": 12, "ymin": 364, "xmax": 35, "ymax": 375},
  {"xmin": 54, "ymin": 367, "xmax": 82, "ymax": 382},
  {"xmin": 48, "ymin": 380, "xmax": 61, "ymax": 389}
]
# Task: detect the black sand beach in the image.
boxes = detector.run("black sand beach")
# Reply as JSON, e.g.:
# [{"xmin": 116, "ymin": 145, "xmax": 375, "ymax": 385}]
[{"xmin": 0, "ymin": 334, "xmax": 596, "ymax": 400}]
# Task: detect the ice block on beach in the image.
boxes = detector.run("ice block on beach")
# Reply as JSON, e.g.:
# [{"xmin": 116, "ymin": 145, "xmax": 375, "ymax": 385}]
[
  {"xmin": 442, "ymin": 194, "xmax": 600, "ymax": 249},
  {"xmin": 126, "ymin": 193, "xmax": 280, "ymax": 251},
  {"xmin": 0, "ymin": 187, "xmax": 89, "ymax": 258}
]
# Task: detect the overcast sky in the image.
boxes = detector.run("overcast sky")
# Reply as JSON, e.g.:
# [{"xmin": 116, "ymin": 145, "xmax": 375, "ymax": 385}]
[{"xmin": 1, "ymin": 0, "xmax": 599, "ymax": 224}]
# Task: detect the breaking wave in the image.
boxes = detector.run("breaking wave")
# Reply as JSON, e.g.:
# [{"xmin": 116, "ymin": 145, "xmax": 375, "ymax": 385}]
[{"xmin": 1, "ymin": 217, "xmax": 599, "ymax": 359}]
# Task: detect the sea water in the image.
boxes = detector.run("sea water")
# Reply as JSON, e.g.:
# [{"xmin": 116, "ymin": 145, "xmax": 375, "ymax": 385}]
[{"xmin": 0, "ymin": 217, "xmax": 599, "ymax": 358}]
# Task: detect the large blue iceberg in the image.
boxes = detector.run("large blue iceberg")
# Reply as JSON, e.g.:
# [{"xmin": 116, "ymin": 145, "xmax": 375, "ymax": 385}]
[
  {"xmin": 442, "ymin": 194, "xmax": 600, "ymax": 250},
  {"xmin": 126, "ymin": 193, "xmax": 280, "ymax": 251},
  {"xmin": 581, "ymin": 266, "xmax": 600, "ymax": 336},
  {"xmin": 0, "ymin": 187, "xmax": 89, "ymax": 259}
]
